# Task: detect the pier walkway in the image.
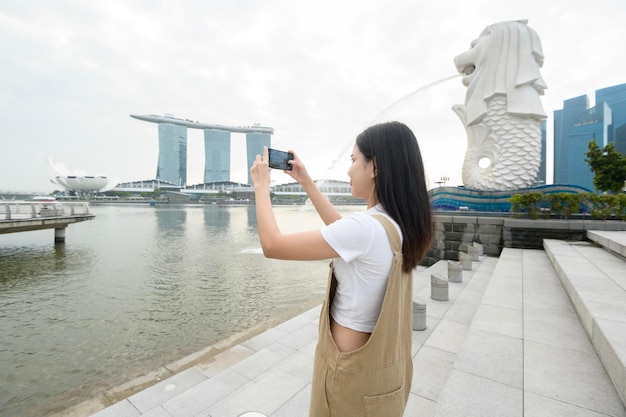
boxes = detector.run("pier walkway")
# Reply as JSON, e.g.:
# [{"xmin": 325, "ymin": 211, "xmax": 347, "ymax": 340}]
[
  {"xmin": 0, "ymin": 201, "xmax": 94, "ymax": 242},
  {"xmin": 61, "ymin": 231, "xmax": 626, "ymax": 417}
]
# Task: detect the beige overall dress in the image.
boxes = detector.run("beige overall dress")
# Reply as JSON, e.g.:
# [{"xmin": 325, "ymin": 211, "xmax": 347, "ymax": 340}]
[{"xmin": 309, "ymin": 215, "xmax": 413, "ymax": 417}]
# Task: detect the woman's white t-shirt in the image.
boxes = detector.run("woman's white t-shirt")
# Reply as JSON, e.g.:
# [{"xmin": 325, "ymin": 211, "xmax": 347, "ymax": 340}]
[{"xmin": 320, "ymin": 204, "xmax": 402, "ymax": 333}]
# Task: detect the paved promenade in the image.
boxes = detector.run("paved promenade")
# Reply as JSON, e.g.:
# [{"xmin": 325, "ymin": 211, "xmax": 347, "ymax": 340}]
[{"xmin": 62, "ymin": 233, "xmax": 626, "ymax": 417}]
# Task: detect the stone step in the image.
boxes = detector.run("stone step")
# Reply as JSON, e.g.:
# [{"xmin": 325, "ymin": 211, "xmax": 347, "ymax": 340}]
[
  {"xmin": 587, "ymin": 230, "xmax": 626, "ymax": 259},
  {"xmin": 544, "ymin": 234, "xmax": 626, "ymax": 409},
  {"xmin": 432, "ymin": 248, "xmax": 525, "ymax": 417},
  {"xmin": 405, "ymin": 255, "xmax": 497, "ymax": 415},
  {"xmin": 432, "ymin": 247, "xmax": 626, "ymax": 417}
]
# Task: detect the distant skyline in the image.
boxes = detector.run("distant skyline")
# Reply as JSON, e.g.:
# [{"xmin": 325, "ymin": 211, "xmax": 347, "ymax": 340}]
[{"xmin": 1, "ymin": 1, "xmax": 625, "ymax": 192}]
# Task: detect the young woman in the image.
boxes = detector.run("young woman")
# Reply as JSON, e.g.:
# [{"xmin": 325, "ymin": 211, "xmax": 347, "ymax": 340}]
[{"xmin": 250, "ymin": 121, "xmax": 433, "ymax": 417}]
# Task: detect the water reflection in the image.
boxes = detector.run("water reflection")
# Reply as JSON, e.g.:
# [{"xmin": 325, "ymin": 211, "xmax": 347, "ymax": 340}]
[
  {"xmin": 0, "ymin": 243, "xmax": 92, "ymax": 288},
  {"xmin": 156, "ymin": 207, "xmax": 188, "ymax": 234},
  {"xmin": 203, "ymin": 205, "xmax": 231, "ymax": 232},
  {"xmin": 246, "ymin": 205, "xmax": 257, "ymax": 229}
]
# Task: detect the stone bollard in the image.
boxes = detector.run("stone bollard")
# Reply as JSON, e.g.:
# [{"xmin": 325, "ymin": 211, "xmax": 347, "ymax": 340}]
[
  {"xmin": 448, "ymin": 260, "xmax": 463, "ymax": 283},
  {"xmin": 468, "ymin": 245, "xmax": 480, "ymax": 261},
  {"xmin": 431, "ymin": 273, "xmax": 449, "ymax": 301},
  {"xmin": 473, "ymin": 241, "xmax": 484, "ymax": 256},
  {"xmin": 459, "ymin": 251, "xmax": 473, "ymax": 270},
  {"xmin": 412, "ymin": 298, "xmax": 427, "ymax": 331}
]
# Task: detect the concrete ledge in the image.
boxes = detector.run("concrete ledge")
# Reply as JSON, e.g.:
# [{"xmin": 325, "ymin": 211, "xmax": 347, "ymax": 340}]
[
  {"xmin": 477, "ymin": 217, "xmax": 504, "ymax": 226},
  {"xmin": 435, "ymin": 215, "xmax": 454, "ymax": 223},
  {"xmin": 593, "ymin": 319, "xmax": 626, "ymax": 404},
  {"xmin": 584, "ymin": 221, "xmax": 626, "ymax": 231},
  {"xmin": 505, "ymin": 218, "xmax": 571, "ymax": 229},
  {"xmin": 588, "ymin": 230, "xmax": 626, "ymax": 259},
  {"xmin": 543, "ymin": 238, "xmax": 626, "ymax": 408},
  {"xmin": 451, "ymin": 216, "xmax": 478, "ymax": 225}
]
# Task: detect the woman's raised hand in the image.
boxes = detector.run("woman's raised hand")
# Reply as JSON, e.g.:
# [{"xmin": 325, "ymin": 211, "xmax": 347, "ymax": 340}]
[
  {"xmin": 286, "ymin": 150, "xmax": 313, "ymax": 185},
  {"xmin": 250, "ymin": 147, "xmax": 271, "ymax": 189}
]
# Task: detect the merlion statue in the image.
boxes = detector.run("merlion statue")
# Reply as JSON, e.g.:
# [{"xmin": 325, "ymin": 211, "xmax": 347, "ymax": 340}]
[{"xmin": 453, "ymin": 20, "xmax": 547, "ymax": 191}]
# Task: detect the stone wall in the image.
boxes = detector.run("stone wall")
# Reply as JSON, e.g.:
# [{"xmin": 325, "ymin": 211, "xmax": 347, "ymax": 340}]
[
  {"xmin": 422, "ymin": 214, "xmax": 626, "ymax": 265},
  {"xmin": 504, "ymin": 218, "xmax": 626, "ymax": 249},
  {"xmin": 425, "ymin": 215, "xmax": 504, "ymax": 265}
]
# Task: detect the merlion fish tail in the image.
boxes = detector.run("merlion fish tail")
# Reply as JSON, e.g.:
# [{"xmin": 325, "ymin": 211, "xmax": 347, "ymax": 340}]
[{"xmin": 457, "ymin": 95, "xmax": 541, "ymax": 191}]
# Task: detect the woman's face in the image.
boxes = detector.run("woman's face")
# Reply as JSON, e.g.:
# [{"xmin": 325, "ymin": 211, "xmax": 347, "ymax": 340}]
[{"xmin": 348, "ymin": 144, "xmax": 376, "ymax": 205}]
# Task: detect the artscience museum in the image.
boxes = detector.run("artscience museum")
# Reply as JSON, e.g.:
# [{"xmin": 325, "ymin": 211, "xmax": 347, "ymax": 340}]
[{"xmin": 48, "ymin": 158, "xmax": 119, "ymax": 196}]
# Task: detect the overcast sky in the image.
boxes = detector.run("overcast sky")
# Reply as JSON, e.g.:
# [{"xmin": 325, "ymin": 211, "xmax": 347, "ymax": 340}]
[{"xmin": 1, "ymin": 0, "xmax": 625, "ymax": 193}]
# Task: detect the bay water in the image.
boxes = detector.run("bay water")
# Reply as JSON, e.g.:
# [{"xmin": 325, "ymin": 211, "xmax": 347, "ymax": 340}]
[{"xmin": 0, "ymin": 204, "xmax": 361, "ymax": 416}]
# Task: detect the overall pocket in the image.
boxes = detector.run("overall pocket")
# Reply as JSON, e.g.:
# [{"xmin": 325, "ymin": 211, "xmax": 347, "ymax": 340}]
[{"xmin": 362, "ymin": 385, "xmax": 405, "ymax": 417}]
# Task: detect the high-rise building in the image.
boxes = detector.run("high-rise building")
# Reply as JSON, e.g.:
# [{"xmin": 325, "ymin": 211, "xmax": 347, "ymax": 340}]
[
  {"xmin": 204, "ymin": 129, "xmax": 231, "ymax": 183},
  {"xmin": 157, "ymin": 121, "xmax": 187, "ymax": 186},
  {"xmin": 616, "ymin": 124, "xmax": 626, "ymax": 155},
  {"xmin": 245, "ymin": 132, "xmax": 271, "ymax": 185},
  {"xmin": 554, "ymin": 95, "xmax": 588, "ymax": 186},
  {"xmin": 597, "ymin": 84, "xmax": 626, "ymax": 150},
  {"xmin": 553, "ymin": 83, "xmax": 626, "ymax": 191},
  {"xmin": 131, "ymin": 114, "xmax": 273, "ymax": 186}
]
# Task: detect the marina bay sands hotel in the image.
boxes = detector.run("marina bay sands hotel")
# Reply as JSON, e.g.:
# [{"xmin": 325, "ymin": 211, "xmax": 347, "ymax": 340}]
[{"xmin": 130, "ymin": 114, "xmax": 273, "ymax": 186}]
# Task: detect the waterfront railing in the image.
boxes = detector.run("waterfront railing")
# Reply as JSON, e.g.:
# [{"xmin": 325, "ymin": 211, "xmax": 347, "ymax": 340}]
[{"xmin": 1, "ymin": 201, "xmax": 91, "ymax": 220}]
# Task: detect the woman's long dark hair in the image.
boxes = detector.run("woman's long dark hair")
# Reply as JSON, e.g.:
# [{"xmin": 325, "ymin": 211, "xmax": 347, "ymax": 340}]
[{"xmin": 356, "ymin": 121, "xmax": 433, "ymax": 272}]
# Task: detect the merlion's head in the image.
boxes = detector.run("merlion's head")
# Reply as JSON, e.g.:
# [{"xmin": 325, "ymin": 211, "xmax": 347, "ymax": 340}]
[{"xmin": 454, "ymin": 20, "xmax": 548, "ymax": 125}]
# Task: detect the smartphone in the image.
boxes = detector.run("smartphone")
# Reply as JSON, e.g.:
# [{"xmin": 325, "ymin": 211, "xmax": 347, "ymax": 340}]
[{"xmin": 268, "ymin": 148, "xmax": 294, "ymax": 171}]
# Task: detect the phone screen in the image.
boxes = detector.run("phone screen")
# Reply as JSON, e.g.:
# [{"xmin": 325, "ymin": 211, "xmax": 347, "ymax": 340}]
[{"xmin": 268, "ymin": 148, "xmax": 294, "ymax": 171}]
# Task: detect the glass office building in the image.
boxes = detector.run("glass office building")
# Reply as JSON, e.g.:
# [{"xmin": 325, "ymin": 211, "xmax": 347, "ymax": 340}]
[
  {"xmin": 554, "ymin": 95, "xmax": 588, "ymax": 186},
  {"xmin": 568, "ymin": 102, "xmax": 611, "ymax": 191},
  {"xmin": 245, "ymin": 132, "xmax": 271, "ymax": 185},
  {"xmin": 553, "ymin": 83, "xmax": 626, "ymax": 191},
  {"xmin": 616, "ymin": 124, "xmax": 626, "ymax": 155},
  {"xmin": 204, "ymin": 129, "xmax": 231, "ymax": 183},
  {"xmin": 157, "ymin": 122, "xmax": 187, "ymax": 186},
  {"xmin": 597, "ymin": 84, "xmax": 626, "ymax": 152}
]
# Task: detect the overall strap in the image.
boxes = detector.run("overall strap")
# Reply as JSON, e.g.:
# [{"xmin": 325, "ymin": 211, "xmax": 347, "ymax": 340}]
[{"xmin": 371, "ymin": 214, "xmax": 401, "ymax": 254}]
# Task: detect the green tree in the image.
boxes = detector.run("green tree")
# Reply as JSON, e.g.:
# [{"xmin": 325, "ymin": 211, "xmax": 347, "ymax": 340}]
[
  {"xmin": 550, "ymin": 192, "xmax": 580, "ymax": 219},
  {"xmin": 578, "ymin": 192, "xmax": 595, "ymax": 219},
  {"xmin": 618, "ymin": 194, "xmax": 626, "ymax": 221},
  {"xmin": 508, "ymin": 192, "xmax": 543, "ymax": 219},
  {"xmin": 585, "ymin": 140, "xmax": 626, "ymax": 193},
  {"xmin": 591, "ymin": 194, "xmax": 619, "ymax": 221}
]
